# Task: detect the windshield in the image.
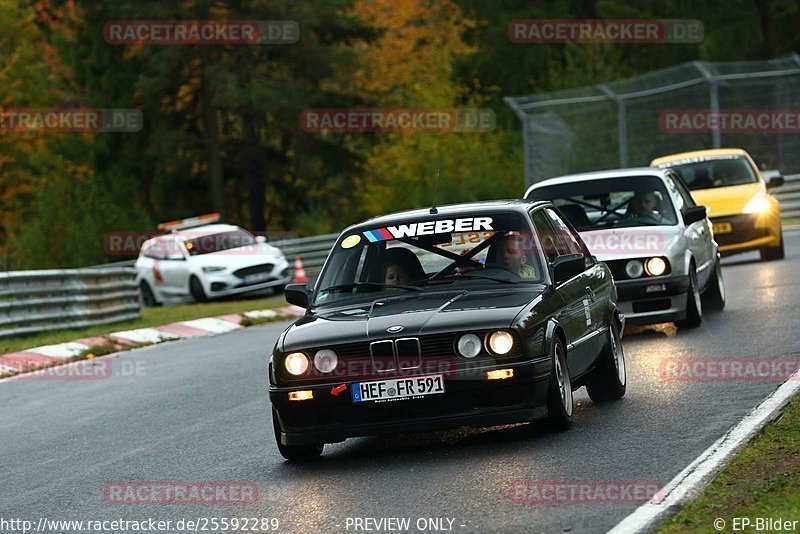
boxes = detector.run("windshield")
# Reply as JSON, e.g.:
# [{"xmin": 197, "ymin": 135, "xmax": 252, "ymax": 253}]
[
  {"xmin": 184, "ymin": 230, "xmax": 256, "ymax": 255},
  {"xmin": 314, "ymin": 212, "xmax": 544, "ymax": 306},
  {"xmin": 528, "ymin": 176, "xmax": 678, "ymax": 230},
  {"xmin": 659, "ymin": 156, "xmax": 758, "ymax": 190}
]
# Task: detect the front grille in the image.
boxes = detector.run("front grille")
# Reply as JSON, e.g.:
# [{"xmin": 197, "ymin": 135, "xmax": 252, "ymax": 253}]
[
  {"xmin": 233, "ymin": 263, "xmax": 274, "ymax": 279},
  {"xmin": 710, "ymin": 214, "xmax": 767, "ymax": 246},
  {"xmin": 370, "ymin": 340, "xmax": 396, "ymax": 372}
]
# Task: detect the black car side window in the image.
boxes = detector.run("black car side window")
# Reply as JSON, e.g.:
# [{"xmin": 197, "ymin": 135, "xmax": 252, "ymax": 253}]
[
  {"xmin": 530, "ymin": 209, "xmax": 559, "ymax": 264},
  {"xmin": 544, "ymin": 208, "xmax": 586, "ymax": 256}
]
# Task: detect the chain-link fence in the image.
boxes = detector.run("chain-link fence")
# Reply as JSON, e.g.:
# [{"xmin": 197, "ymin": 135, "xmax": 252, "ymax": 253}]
[{"xmin": 505, "ymin": 54, "xmax": 800, "ymax": 187}]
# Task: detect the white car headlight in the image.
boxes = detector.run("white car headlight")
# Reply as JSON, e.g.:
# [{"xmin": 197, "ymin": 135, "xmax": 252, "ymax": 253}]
[
  {"xmin": 314, "ymin": 349, "xmax": 338, "ymax": 373},
  {"xmin": 645, "ymin": 257, "xmax": 667, "ymax": 276},
  {"xmin": 457, "ymin": 334, "xmax": 482, "ymax": 358},
  {"xmin": 487, "ymin": 331, "xmax": 514, "ymax": 355},
  {"xmin": 625, "ymin": 260, "xmax": 644, "ymax": 278},
  {"xmin": 743, "ymin": 193, "xmax": 772, "ymax": 214},
  {"xmin": 284, "ymin": 352, "xmax": 309, "ymax": 376},
  {"xmin": 202, "ymin": 266, "xmax": 226, "ymax": 273}
]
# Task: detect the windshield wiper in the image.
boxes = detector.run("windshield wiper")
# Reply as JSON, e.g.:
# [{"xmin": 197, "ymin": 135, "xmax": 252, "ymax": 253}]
[{"xmin": 319, "ymin": 282, "xmax": 421, "ymax": 294}]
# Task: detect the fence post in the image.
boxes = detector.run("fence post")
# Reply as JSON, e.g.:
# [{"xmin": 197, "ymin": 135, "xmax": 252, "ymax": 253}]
[
  {"xmin": 599, "ymin": 85, "xmax": 629, "ymax": 168},
  {"xmin": 693, "ymin": 61, "xmax": 721, "ymax": 149}
]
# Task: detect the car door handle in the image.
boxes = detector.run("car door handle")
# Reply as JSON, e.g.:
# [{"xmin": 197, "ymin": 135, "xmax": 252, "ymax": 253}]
[{"xmin": 585, "ymin": 286, "xmax": 595, "ymax": 301}]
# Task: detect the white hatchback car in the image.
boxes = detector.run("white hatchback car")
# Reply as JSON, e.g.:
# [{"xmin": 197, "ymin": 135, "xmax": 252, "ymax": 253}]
[
  {"xmin": 526, "ymin": 167, "xmax": 725, "ymax": 328},
  {"xmin": 135, "ymin": 216, "xmax": 291, "ymax": 305}
]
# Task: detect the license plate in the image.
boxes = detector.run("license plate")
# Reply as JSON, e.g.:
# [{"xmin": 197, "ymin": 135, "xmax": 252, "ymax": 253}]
[
  {"xmin": 243, "ymin": 272, "xmax": 271, "ymax": 283},
  {"xmin": 712, "ymin": 222, "xmax": 733, "ymax": 234},
  {"xmin": 351, "ymin": 374, "xmax": 445, "ymax": 403}
]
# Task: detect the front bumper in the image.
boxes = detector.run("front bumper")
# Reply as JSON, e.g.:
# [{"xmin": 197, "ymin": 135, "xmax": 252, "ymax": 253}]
[
  {"xmin": 203, "ymin": 258, "xmax": 291, "ymax": 297},
  {"xmin": 270, "ymin": 358, "xmax": 551, "ymax": 445},
  {"xmin": 614, "ymin": 275, "xmax": 689, "ymax": 325},
  {"xmin": 711, "ymin": 212, "xmax": 781, "ymax": 255}
]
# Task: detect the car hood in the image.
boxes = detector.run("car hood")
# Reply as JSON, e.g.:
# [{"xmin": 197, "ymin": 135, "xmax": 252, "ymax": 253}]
[
  {"xmin": 280, "ymin": 286, "xmax": 545, "ymax": 351},
  {"xmin": 578, "ymin": 226, "xmax": 682, "ymax": 262},
  {"xmin": 690, "ymin": 182, "xmax": 764, "ymax": 217}
]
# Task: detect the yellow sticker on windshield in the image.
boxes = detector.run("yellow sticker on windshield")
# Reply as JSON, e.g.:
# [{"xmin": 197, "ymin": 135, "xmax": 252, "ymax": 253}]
[{"xmin": 341, "ymin": 234, "xmax": 361, "ymax": 249}]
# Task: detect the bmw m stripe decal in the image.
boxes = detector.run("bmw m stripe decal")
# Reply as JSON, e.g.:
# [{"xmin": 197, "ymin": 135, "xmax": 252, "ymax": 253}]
[{"xmin": 363, "ymin": 228, "xmax": 393, "ymax": 242}]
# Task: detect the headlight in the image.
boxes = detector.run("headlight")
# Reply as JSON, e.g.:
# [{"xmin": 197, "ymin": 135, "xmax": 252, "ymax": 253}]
[
  {"xmin": 487, "ymin": 331, "xmax": 514, "ymax": 355},
  {"xmin": 743, "ymin": 193, "xmax": 772, "ymax": 214},
  {"xmin": 625, "ymin": 260, "xmax": 644, "ymax": 278},
  {"xmin": 313, "ymin": 349, "xmax": 338, "ymax": 373},
  {"xmin": 645, "ymin": 257, "xmax": 667, "ymax": 276},
  {"xmin": 284, "ymin": 352, "xmax": 309, "ymax": 376},
  {"xmin": 202, "ymin": 266, "xmax": 226, "ymax": 273},
  {"xmin": 457, "ymin": 334, "xmax": 482, "ymax": 358}
]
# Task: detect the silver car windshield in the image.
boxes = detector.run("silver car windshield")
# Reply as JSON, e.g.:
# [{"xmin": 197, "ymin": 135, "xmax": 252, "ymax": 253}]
[{"xmin": 529, "ymin": 175, "xmax": 678, "ymax": 231}]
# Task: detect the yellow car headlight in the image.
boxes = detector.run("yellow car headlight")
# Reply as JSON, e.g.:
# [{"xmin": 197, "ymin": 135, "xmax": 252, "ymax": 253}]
[{"xmin": 743, "ymin": 193, "xmax": 772, "ymax": 214}]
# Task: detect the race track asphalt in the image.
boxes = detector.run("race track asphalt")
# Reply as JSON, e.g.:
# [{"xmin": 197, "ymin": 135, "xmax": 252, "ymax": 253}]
[{"xmin": 2, "ymin": 230, "xmax": 799, "ymax": 534}]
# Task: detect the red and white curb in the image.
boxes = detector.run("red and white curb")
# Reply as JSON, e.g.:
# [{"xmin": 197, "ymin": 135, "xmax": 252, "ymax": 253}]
[{"xmin": 0, "ymin": 306, "xmax": 304, "ymax": 377}]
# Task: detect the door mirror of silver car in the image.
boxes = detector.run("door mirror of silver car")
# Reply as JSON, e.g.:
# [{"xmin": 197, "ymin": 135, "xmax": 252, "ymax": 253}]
[
  {"xmin": 682, "ymin": 205, "xmax": 707, "ymax": 226},
  {"xmin": 284, "ymin": 283, "xmax": 311, "ymax": 308},
  {"xmin": 552, "ymin": 253, "xmax": 585, "ymax": 285},
  {"xmin": 256, "ymin": 235, "xmax": 267, "ymax": 243}
]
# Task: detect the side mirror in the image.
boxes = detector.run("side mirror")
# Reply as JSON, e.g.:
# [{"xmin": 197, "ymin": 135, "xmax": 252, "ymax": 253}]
[
  {"xmin": 256, "ymin": 235, "xmax": 267, "ymax": 244},
  {"xmin": 552, "ymin": 253, "xmax": 585, "ymax": 285},
  {"xmin": 762, "ymin": 170, "xmax": 784, "ymax": 189},
  {"xmin": 682, "ymin": 205, "xmax": 707, "ymax": 226},
  {"xmin": 284, "ymin": 283, "xmax": 311, "ymax": 308}
]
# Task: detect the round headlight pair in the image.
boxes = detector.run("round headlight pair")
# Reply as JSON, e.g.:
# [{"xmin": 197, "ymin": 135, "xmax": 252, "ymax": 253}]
[
  {"xmin": 457, "ymin": 331, "xmax": 514, "ymax": 358},
  {"xmin": 625, "ymin": 257, "xmax": 667, "ymax": 278},
  {"xmin": 284, "ymin": 349, "xmax": 338, "ymax": 376}
]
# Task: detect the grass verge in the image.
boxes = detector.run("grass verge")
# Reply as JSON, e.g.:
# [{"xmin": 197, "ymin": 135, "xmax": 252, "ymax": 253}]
[
  {"xmin": 0, "ymin": 296, "xmax": 287, "ymax": 355},
  {"xmin": 658, "ymin": 393, "xmax": 800, "ymax": 533}
]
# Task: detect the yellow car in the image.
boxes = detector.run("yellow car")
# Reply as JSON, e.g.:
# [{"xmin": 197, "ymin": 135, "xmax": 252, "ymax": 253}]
[{"xmin": 651, "ymin": 148, "xmax": 784, "ymax": 261}]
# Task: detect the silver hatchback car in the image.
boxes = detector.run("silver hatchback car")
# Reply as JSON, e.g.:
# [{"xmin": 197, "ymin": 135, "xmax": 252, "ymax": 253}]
[{"xmin": 525, "ymin": 167, "xmax": 725, "ymax": 328}]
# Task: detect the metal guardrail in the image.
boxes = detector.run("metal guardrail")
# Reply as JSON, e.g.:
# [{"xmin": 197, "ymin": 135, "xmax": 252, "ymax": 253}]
[
  {"xmin": 270, "ymin": 233, "xmax": 338, "ymax": 278},
  {"xmin": 0, "ymin": 267, "xmax": 140, "ymax": 338},
  {"xmin": 773, "ymin": 174, "xmax": 800, "ymax": 219}
]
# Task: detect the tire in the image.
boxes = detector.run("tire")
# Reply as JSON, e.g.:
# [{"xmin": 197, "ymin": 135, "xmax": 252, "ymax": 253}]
[
  {"xmin": 545, "ymin": 336, "xmax": 573, "ymax": 431},
  {"xmin": 586, "ymin": 319, "xmax": 626, "ymax": 403},
  {"xmin": 702, "ymin": 256, "xmax": 726, "ymax": 313},
  {"xmin": 760, "ymin": 228, "xmax": 785, "ymax": 261},
  {"xmin": 139, "ymin": 281, "xmax": 160, "ymax": 307},
  {"xmin": 677, "ymin": 265, "xmax": 702, "ymax": 329},
  {"xmin": 189, "ymin": 276, "xmax": 208, "ymax": 302},
  {"xmin": 272, "ymin": 408, "xmax": 323, "ymax": 462}
]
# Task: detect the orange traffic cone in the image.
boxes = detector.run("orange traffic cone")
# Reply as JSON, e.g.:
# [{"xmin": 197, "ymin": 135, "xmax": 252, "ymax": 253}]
[{"xmin": 293, "ymin": 256, "xmax": 309, "ymax": 283}]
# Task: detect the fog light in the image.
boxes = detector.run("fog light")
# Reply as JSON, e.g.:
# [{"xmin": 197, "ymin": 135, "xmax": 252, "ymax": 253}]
[
  {"xmin": 625, "ymin": 260, "xmax": 644, "ymax": 278},
  {"xmin": 285, "ymin": 352, "xmax": 309, "ymax": 376},
  {"xmin": 487, "ymin": 331, "xmax": 514, "ymax": 355},
  {"xmin": 288, "ymin": 390, "xmax": 313, "ymax": 401},
  {"xmin": 645, "ymin": 257, "xmax": 667, "ymax": 276},
  {"xmin": 487, "ymin": 369, "xmax": 514, "ymax": 380},
  {"xmin": 457, "ymin": 334, "xmax": 482, "ymax": 358}
]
